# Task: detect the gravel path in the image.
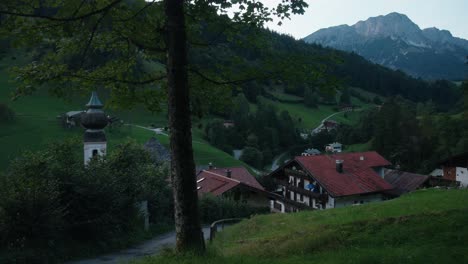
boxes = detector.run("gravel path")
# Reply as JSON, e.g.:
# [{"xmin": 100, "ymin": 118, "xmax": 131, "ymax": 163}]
[{"xmin": 67, "ymin": 227, "xmax": 211, "ymax": 264}]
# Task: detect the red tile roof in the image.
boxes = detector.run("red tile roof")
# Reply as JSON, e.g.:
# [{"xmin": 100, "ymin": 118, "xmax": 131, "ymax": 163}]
[
  {"xmin": 295, "ymin": 151, "xmax": 393, "ymax": 197},
  {"xmin": 196, "ymin": 167, "xmax": 264, "ymax": 196}
]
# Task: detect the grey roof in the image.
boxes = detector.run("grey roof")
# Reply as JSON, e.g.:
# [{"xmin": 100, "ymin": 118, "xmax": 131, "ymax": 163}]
[
  {"xmin": 305, "ymin": 148, "xmax": 321, "ymax": 155},
  {"xmin": 66, "ymin": 111, "xmax": 84, "ymax": 117},
  {"xmin": 384, "ymin": 169, "xmax": 430, "ymax": 195}
]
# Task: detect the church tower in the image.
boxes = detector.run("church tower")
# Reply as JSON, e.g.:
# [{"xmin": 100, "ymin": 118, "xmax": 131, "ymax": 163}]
[{"xmin": 81, "ymin": 91, "xmax": 108, "ymax": 165}]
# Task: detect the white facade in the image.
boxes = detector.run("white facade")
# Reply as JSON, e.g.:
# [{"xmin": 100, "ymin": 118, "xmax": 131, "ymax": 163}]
[
  {"xmin": 326, "ymin": 195, "xmax": 335, "ymax": 209},
  {"xmin": 270, "ymin": 200, "xmax": 285, "ymax": 213},
  {"xmin": 456, "ymin": 167, "xmax": 468, "ymax": 187},
  {"xmin": 84, "ymin": 142, "xmax": 107, "ymax": 165}
]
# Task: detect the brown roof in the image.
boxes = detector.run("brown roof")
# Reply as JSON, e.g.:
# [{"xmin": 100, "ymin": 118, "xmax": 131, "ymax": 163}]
[
  {"xmin": 383, "ymin": 169, "xmax": 429, "ymax": 195},
  {"xmin": 196, "ymin": 167, "xmax": 264, "ymax": 196},
  {"xmin": 295, "ymin": 151, "xmax": 393, "ymax": 197}
]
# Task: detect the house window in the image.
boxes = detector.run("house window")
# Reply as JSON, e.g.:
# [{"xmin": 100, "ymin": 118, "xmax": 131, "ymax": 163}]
[
  {"xmin": 297, "ymin": 193, "xmax": 302, "ymax": 202},
  {"xmin": 92, "ymin": 149, "xmax": 98, "ymax": 157}
]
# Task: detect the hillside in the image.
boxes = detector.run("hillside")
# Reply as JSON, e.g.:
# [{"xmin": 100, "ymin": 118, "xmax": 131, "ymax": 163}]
[
  {"xmin": 304, "ymin": 12, "xmax": 468, "ymax": 80},
  {"xmin": 0, "ymin": 67, "xmax": 250, "ymax": 171},
  {"xmin": 136, "ymin": 189, "xmax": 468, "ymax": 263}
]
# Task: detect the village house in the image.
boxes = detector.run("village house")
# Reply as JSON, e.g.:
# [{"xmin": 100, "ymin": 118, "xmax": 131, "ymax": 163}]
[
  {"xmin": 301, "ymin": 148, "xmax": 321, "ymax": 156},
  {"xmin": 323, "ymin": 120, "xmax": 338, "ymax": 131},
  {"xmin": 62, "ymin": 110, "xmax": 83, "ymax": 128},
  {"xmin": 325, "ymin": 142, "xmax": 343, "ymax": 153},
  {"xmin": 269, "ymin": 151, "xmax": 393, "ymax": 213},
  {"xmin": 223, "ymin": 120, "xmax": 235, "ymax": 128},
  {"xmin": 438, "ymin": 152, "xmax": 468, "ymax": 187},
  {"xmin": 196, "ymin": 166, "xmax": 269, "ymax": 207}
]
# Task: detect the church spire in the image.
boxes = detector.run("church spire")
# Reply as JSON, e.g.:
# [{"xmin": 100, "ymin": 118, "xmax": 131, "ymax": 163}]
[
  {"xmin": 86, "ymin": 91, "xmax": 103, "ymax": 109},
  {"xmin": 81, "ymin": 91, "xmax": 108, "ymax": 165}
]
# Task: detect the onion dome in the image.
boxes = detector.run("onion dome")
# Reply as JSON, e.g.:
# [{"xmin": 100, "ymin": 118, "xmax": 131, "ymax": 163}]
[{"xmin": 81, "ymin": 91, "xmax": 108, "ymax": 130}]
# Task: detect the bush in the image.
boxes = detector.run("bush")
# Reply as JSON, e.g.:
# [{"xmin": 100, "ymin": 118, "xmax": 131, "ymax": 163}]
[
  {"xmin": 0, "ymin": 176, "xmax": 65, "ymax": 262},
  {"xmin": 0, "ymin": 139, "xmax": 172, "ymax": 263},
  {"xmin": 240, "ymin": 147, "xmax": 263, "ymax": 168},
  {"xmin": 199, "ymin": 195, "xmax": 269, "ymax": 224}
]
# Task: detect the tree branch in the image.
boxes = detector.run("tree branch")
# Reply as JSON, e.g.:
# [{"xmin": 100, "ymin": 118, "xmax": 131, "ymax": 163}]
[
  {"xmin": 80, "ymin": 11, "xmax": 110, "ymax": 68},
  {"xmin": 114, "ymin": 0, "xmax": 156, "ymax": 22},
  {"xmin": 67, "ymin": 73, "xmax": 167, "ymax": 85},
  {"xmin": 0, "ymin": 0, "xmax": 122, "ymax": 21}
]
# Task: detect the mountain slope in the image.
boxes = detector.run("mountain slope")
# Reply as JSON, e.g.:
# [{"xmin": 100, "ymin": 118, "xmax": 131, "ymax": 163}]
[{"xmin": 304, "ymin": 12, "xmax": 468, "ymax": 80}]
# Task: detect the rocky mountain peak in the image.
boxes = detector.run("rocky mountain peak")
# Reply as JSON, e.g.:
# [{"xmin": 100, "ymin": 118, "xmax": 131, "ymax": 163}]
[
  {"xmin": 353, "ymin": 12, "xmax": 421, "ymax": 39},
  {"xmin": 422, "ymin": 27, "xmax": 453, "ymax": 42},
  {"xmin": 303, "ymin": 12, "xmax": 468, "ymax": 80}
]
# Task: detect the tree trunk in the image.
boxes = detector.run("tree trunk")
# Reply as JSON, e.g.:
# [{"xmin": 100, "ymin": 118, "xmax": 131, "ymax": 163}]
[{"xmin": 164, "ymin": 0, "xmax": 205, "ymax": 253}]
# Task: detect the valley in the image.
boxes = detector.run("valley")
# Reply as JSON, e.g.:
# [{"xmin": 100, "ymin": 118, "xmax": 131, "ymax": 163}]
[{"xmin": 0, "ymin": 1, "xmax": 467, "ymax": 263}]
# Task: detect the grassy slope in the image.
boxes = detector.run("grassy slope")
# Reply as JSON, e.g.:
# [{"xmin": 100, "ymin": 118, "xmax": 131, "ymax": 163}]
[
  {"xmin": 0, "ymin": 66, "xmax": 247, "ymax": 170},
  {"xmin": 345, "ymin": 140, "xmax": 372, "ymax": 153},
  {"xmin": 261, "ymin": 98, "xmax": 367, "ymax": 129},
  {"xmin": 135, "ymin": 189, "xmax": 468, "ymax": 264},
  {"xmin": 151, "ymin": 132, "xmax": 250, "ymax": 169}
]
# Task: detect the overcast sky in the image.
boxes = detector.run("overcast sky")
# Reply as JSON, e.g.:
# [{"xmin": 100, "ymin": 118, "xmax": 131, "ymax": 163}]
[{"xmin": 264, "ymin": 0, "xmax": 468, "ymax": 40}]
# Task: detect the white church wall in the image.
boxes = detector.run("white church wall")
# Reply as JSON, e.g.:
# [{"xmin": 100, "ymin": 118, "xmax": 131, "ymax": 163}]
[{"xmin": 84, "ymin": 142, "xmax": 107, "ymax": 165}]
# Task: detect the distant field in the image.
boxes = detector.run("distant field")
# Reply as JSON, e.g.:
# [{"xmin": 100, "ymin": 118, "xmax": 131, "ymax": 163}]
[
  {"xmin": 263, "ymin": 97, "xmax": 372, "ymax": 129},
  {"xmin": 350, "ymin": 86, "xmax": 385, "ymax": 102},
  {"xmin": 136, "ymin": 189, "xmax": 468, "ymax": 264},
  {"xmin": 267, "ymin": 91, "xmax": 303, "ymax": 102},
  {"xmin": 345, "ymin": 140, "xmax": 372, "ymax": 152}
]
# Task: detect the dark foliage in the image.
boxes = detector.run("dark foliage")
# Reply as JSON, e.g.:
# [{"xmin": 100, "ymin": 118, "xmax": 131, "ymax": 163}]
[
  {"xmin": 0, "ymin": 140, "xmax": 172, "ymax": 263},
  {"xmin": 198, "ymin": 195, "xmax": 269, "ymax": 224},
  {"xmin": 0, "ymin": 103, "xmax": 15, "ymax": 123},
  {"xmin": 204, "ymin": 95, "xmax": 303, "ymax": 168}
]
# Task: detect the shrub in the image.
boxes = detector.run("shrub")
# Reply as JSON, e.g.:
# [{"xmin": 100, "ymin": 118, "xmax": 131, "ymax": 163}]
[
  {"xmin": 0, "ymin": 139, "xmax": 172, "ymax": 262},
  {"xmin": 199, "ymin": 195, "xmax": 269, "ymax": 224},
  {"xmin": 240, "ymin": 147, "xmax": 263, "ymax": 168}
]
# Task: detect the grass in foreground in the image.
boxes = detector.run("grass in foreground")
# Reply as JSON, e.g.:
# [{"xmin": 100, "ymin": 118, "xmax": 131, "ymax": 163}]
[{"xmin": 134, "ymin": 189, "xmax": 468, "ymax": 264}]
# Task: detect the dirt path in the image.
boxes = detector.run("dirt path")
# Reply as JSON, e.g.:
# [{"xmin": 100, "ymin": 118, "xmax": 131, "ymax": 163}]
[{"xmin": 67, "ymin": 227, "xmax": 211, "ymax": 264}]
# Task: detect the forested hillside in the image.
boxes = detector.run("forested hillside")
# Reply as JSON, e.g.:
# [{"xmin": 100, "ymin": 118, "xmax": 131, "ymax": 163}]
[{"xmin": 0, "ymin": 5, "xmax": 464, "ymax": 172}]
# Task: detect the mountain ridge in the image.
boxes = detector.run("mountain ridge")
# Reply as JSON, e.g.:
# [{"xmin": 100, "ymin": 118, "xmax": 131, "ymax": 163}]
[{"xmin": 304, "ymin": 12, "xmax": 468, "ymax": 80}]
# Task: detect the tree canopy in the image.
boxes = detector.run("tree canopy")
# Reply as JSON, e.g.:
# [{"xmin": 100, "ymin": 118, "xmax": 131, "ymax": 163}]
[{"xmin": 0, "ymin": 0, "xmax": 309, "ymax": 253}]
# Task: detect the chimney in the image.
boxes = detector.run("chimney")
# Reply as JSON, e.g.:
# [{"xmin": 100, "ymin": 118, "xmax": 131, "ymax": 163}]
[
  {"xmin": 226, "ymin": 169, "xmax": 232, "ymax": 178},
  {"xmin": 208, "ymin": 162, "xmax": 213, "ymax": 170},
  {"xmin": 336, "ymin": 160, "xmax": 344, "ymax": 173}
]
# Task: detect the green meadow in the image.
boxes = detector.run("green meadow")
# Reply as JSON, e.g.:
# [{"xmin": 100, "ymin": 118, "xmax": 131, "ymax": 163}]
[{"xmin": 135, "ymin": 189, "xmax": 468, "ymax": 264}]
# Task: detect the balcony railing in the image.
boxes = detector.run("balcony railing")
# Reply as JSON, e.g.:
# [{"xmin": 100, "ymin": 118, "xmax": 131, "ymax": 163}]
[{"xmin": 277, "ymin": 180, "xmax": 322, "ymax": 199}]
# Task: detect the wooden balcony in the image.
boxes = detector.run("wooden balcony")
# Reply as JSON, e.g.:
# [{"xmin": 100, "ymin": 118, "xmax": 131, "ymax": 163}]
[
  {"xmin": 269, "ymin": 193, "xmax": 313, "ymax": 210},
  {"xmin": 284, "ymin": 168, "xmax": 311, "ymax": 180},
  {"xmin": 277, "ymin": 180, "xmax": 322, "ymax": 199}
]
